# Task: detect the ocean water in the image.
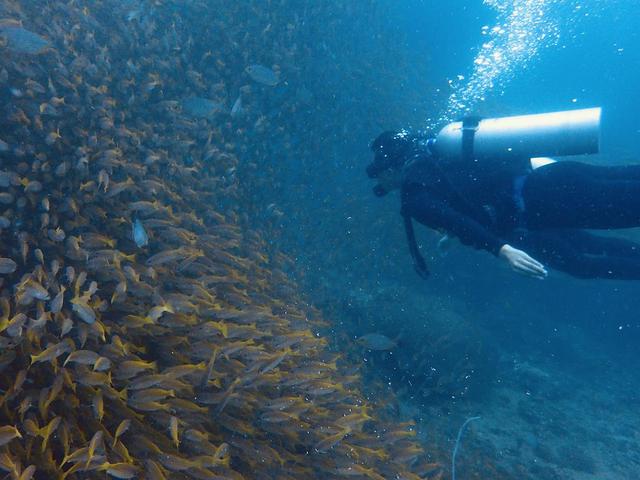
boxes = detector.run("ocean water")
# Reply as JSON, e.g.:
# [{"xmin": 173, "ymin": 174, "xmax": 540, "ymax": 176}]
[
  {"xmin": 264, "ymin": 0, "xmax": 640, "ymax": 479},
  {"xmin": 0, "ymin": 1, "xmax": 639, "ymax": 479}
]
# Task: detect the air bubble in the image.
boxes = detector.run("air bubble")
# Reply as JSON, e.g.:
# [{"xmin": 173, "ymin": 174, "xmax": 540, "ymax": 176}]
[{"xmin": 431, "ymin": 0, "xmax": 570, "ymax": 129}]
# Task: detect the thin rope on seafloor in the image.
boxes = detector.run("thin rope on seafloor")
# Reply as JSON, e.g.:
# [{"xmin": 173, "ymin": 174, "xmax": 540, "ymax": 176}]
[{"xmin": 451, "ymin": 416, "xmax": 481, "ymax": 480}]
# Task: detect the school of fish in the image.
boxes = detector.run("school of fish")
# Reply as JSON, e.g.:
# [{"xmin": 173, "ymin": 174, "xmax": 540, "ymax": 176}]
[{"xmin": 0, "ymin": 1, "xmax": 443, "ymax": 479}]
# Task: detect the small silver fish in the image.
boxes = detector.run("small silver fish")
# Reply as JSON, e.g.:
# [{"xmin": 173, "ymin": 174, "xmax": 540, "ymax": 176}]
[
  {"xmin": 245, "ymin": 64, "xmax": 279, "ymax": 86},
  {"xmin": 132, "ymin": 218, "xmax": 149, "ymax": 248},
  {"xmin": 126, "ymin": 9, "xmax": 143, "ymax": 22},
  {"xmin": 181, "ymin": 97, "xmax": 223, "ymax": 119},
  {"xmin": 0, "ymin": 24, "xmax": 49, "ymax": 55},
  {"xmin": 0, "ymin": 258, "xmax": 17, "ymax": 274},
  {"xmin": 230, "ymin": 95, "xmax": 243, "ymax": 117},
  {"xmin": 356, "ymin": 333, "xmax": 398, "ymax": 351}
]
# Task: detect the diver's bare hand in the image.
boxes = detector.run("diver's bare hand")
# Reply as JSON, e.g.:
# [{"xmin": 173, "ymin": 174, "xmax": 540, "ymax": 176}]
[{"xmin": 499, "ymin": 244, "xmax": 548, "ymax": 279}]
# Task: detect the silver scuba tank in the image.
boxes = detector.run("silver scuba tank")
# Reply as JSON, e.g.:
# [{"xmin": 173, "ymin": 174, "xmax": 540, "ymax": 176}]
[{"xmin": 433, "ymin": 107, "xmax": 601, "ymax": 161}]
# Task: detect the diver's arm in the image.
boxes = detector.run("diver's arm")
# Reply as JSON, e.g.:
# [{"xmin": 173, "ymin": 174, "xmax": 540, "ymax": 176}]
[
  {"xmin": 404, "ymin": 191, "xmax": 547, "ymax": 278},
  {"xmin": 404, "ymin": 191, "xmax": 505, "ymax": 256}
]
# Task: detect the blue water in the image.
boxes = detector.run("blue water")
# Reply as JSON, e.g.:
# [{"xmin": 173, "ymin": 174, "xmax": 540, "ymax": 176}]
[{"xmin": 266, "ymin": 1, "xmax": 640, "ymax": 478}]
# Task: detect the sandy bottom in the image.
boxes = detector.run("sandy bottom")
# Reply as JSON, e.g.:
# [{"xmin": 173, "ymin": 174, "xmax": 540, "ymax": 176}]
[{"xmin": 397, "ymin": 347, "xmax": 640, "ymax": 480}]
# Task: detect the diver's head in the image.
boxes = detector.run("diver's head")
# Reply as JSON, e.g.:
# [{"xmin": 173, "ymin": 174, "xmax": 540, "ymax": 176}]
[{"xmin": 366, "ymin": 129, "xmax": 420, "ymax": 196}]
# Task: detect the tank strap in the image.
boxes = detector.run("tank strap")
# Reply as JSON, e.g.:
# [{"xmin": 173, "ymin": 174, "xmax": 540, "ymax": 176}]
[{"xmin": 461, "ymin": 116, "xmax": 482, "ymax": 161}]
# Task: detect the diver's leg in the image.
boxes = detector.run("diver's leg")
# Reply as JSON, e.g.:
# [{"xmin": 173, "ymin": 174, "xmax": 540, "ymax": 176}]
[
  {"xmin": 590, "ymin": 165, "xmax": 640, "ymax": 180},
  {"xmin": 508, "ymin": 229, "xmax": 640, "ymax": 279},
  {"xmin": 565, "ymin": 230, "xmax": 640, "ymax": 258},
  {"xmin": 523, "ymin": 161, "xmax": 640, "ymax": 229},
  {"xmin": 593, "ymin": 164, "xmax": 640, "ymax": 180}
]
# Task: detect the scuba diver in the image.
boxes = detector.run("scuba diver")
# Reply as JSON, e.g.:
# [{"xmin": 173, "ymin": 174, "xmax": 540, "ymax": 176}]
[{"xmin": 366, "ymin": 110, "xmax": 640, "ymax": 280}]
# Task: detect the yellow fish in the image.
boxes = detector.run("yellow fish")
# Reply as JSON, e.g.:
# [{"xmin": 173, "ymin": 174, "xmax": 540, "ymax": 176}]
[
  {"xmin": 30, "ymin": 339, "xmax": 75, "ymax": 365},
  {"xmin": 86, "ymin": 430, "xmax": 103, "ymax": 468},
  {"xmin": 112, "ymin": 419, "xmax": 131, "ymax": 447},
  {"xmin": 98, "ymin": 462, "xmax": 139, "ymax": 479},
  {"xmin": 0, "ymin": 426, "xmax": 21, "ymax": 447},
  {"xmin": 92, "ymin": 389, "xmax": 104, "ymax": 421},
  {"xmin": 169, "ymin": 416, "xmax": 179, "ymax": 449}
]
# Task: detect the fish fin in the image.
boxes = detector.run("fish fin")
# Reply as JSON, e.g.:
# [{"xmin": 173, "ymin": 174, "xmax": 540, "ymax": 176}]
[{"xmin": 393, "ymin": 329, "xmax": 405, "ymax": 346}]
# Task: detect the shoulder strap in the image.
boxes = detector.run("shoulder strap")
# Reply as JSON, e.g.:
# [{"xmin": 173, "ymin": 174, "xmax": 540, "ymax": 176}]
[
  {"xmin": 403, "ymin": 214, "xmax": 429, "ymax": 279},
  {"xmin": 461, "ymin": 116, "xmax": 482, "ymax": 162}
]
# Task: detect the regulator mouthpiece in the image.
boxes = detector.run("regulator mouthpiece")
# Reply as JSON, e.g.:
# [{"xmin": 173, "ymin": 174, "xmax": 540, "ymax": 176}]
[{"xmin": 434, "ymin": 107, "xmax": 601, "ymax": 161}]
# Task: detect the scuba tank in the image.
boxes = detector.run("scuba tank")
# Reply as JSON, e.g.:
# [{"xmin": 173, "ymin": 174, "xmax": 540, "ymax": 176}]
[{"xmin": 433, "ymin": 107, "xmax": 601, "ymax": 161}]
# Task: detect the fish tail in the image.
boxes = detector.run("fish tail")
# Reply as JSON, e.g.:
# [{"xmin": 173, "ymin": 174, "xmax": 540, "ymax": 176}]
[
  {"xmin": 117, "ymin": 387, "xmax": 128, "ymax": 401},
  {"xmin": 393, "ymin": 329, "xmax": 405, "ymax": 345}
]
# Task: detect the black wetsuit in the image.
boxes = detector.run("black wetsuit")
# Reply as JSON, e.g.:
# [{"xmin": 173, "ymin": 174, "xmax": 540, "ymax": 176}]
[{"xmin": 401, "ymin": 149, "xmax": 640, "ymax": 279}]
